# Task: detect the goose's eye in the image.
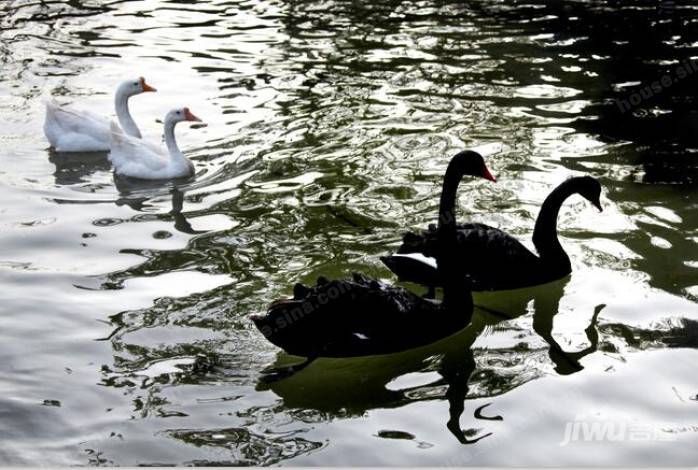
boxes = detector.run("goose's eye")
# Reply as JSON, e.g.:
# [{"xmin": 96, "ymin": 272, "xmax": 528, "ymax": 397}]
[
  {"xmin": 176, "ymin": 111, "xmax": 181, "ymax": 115},
  {"xmin": 133, "ymin": 82, "xmax": 138, "ymax": 86}
]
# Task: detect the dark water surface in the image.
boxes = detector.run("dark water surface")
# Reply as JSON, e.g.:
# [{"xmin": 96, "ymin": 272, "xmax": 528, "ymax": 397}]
[{"xmin": 1, "ymin": 0, "xmax": 698, "ymax": 466}]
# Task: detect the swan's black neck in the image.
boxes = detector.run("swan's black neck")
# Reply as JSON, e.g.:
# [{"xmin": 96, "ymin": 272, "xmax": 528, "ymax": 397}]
[
  {"xmin": 437, "ymin": 160, "xmax": 465, "ymax": 233},
  {"xmin": 435, "ymin": 157, "xmax": 474, "ymax": 314},
  {"xmin": 440, "ymin": 268, "xmax": 473, "ymax": 313},
  {"xmin": 532, "ymin": 179, "xmax": 577, "ymax": 268}
]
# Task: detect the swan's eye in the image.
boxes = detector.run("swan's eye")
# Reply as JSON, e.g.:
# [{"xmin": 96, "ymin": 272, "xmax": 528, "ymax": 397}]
[{"xmin": 133, "ymin": 82, "xmax": 138, "ymax": 86}]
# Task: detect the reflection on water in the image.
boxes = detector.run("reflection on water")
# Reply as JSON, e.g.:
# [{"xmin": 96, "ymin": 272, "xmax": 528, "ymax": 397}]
[
  {"xmin": 1, "ymin": 0, "xmax": 698, "ymax": 466},
  {"xmin": 49, "ymin": 151, "xmax": 113, "ymax": 186},
  {"xmin": 258, "ymin": 277, "xmax": 602, "ymax": 446}
]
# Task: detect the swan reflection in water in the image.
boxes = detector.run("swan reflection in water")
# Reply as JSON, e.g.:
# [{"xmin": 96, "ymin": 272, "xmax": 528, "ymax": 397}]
[{"xmin": 254, "ymin": 277, "xmax": 603, "ymax": 445}]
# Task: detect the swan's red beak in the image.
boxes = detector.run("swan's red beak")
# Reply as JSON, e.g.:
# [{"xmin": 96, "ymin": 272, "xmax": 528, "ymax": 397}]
[
  {"xmin": 482, "ymin": 165, "xmax": 496, "ymax": 183},
  {"xmin": 140, "ymin": 77, "xmax": 157, "ymax": 92},
  {"xmin": 183, "ymin": 107, "xmax": 202, "ymax": 122}
]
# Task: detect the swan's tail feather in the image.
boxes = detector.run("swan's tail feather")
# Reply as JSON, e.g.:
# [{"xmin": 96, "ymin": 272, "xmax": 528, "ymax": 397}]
[{"xmin": 397, "ymin": 230, "xmax": 429, "ymax": 254}]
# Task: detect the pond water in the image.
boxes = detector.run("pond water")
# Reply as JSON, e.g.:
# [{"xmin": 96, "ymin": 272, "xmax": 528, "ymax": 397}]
[{"xmin": 1, "ymin": 0, "xmax": 697, "ymax": 466}]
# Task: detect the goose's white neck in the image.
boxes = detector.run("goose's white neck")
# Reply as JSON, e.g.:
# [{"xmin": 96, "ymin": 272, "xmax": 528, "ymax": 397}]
[
  {"xmin": 163, "ymin": 117, "xmax": 193, "ymax": 173},
  {"xmin": 164, "ymin": 118, "xmax": 181, "ymax": 157},
  {"xmin": 115, "ymin": 88, "xmax": 141, "ymax": 139}
]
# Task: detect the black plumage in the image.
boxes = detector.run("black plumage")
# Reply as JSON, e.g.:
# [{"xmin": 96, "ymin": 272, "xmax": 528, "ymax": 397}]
[
  {"xmin": 251, "ymin": 272, "xmax": 472, "ymax": 359},
  {"xmin": 383, "ymin": 176, "xmax": 603, "ymax": 291},
  {"xmin": 251, "ymin": 151, "xmax": 494, "ymax": 367}
]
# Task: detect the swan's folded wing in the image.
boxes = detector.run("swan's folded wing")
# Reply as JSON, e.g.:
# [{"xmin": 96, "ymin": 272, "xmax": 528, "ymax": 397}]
[
  {"xmin": 456, "ymin": 225, "xmax": 539, "ymax": 266},
  {"xmin": 399, "ymin": 222, "xmax": 538, "ymax": 265}
]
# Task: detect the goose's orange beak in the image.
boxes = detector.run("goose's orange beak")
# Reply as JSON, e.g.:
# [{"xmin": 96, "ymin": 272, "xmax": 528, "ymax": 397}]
[
  {"xmin": 140, "ymin": 77, "xmax": 157, "ymax": 92},
  {"xmin": 482, "ymin": 165, "xmax": 496, "ymax": 183},
  {"xmin": 183, "ymin": 107, "xmax": 202, "ymax": 122}
]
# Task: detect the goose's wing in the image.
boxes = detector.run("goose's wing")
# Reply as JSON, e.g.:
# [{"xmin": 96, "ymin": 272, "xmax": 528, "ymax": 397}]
[
  {"xmin": 109, "ymin": 122, "xmax": 167, "ymax": 171},
  {"xmin": 44, "ymin": 98, "xmax": 112, "ymax": 151},
  {"xmin": 44, "ymin": 98, "xmax": 110, "ymax": 138}
]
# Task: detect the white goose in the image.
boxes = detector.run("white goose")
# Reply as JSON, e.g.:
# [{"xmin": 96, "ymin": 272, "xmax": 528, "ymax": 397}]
[
  {"xmin": 44, "ymin": 77, "xmax": 156, "ymax": 152},
  {"xmin": 109, "ymin": 107, "xmax": 201, "ymax": 180}
]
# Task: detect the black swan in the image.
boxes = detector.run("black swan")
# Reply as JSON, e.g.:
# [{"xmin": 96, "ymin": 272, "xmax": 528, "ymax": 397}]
[
  {"xmin": 254, "ymin": 277, "xmax": 604, "ymax": 442},
  {"xmin": 381, "ymin": 175, "xmax": 603, "ymax": 293},
  {"xmin": 251, "ymin": 151, "xmax": 495, "ymax": 378},
  {"xmin": 252, "ymin": 269, "xmax": 471, "ymax": 356},
  {"xmin": 251, "ymin": 271, "xmax": 472, "ymax": 380}
]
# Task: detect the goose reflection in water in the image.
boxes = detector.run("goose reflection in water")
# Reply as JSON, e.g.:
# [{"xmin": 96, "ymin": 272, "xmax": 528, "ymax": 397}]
[
  {"xmin": 114, "ymin": 177, "xmax": 205, "ymax": 236},
  {"xmin": 49, "ymin": 149, "xmax": 113, "ymax": 186},
  {"xmin": 254, "ymin": 276, "xmax": 603, "ymax": 445},
  {"xmin": 49, "ymin": 150, "xmax": 203, "ymax": 236}
]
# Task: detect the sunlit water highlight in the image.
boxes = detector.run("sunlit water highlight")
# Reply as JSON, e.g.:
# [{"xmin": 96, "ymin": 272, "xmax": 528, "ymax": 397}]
[{"xmin": 1, "ymin": 0, "xmax": 697, "ymax": 465}]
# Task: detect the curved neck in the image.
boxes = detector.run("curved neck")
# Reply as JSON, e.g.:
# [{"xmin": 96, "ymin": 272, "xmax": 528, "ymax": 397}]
[
  {"xmin": 164, "ymin": 118, "xmax": 182, "ymax": 158},
  {"xmin": 436, "ymin": 160, "xmax": 472, "ymax": 314},
  {"xmin": 163, "ymin": 118, "xmax": 194, "ymax": 175},
  {"xmin": 437, "ymin": 162, "xmax": 464, "ymax": 233},
  {"xmin": 115, "ymin": 90, "xmax": 141, "ymax": 138},
  {"xmin": 532, "ymin": 180, "xmax": 576, "ymax": 264}
]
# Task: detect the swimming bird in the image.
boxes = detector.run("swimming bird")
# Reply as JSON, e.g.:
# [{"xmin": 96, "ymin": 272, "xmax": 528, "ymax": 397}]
[
  {"xmin": 250, "ymin": 151, "xmax": 495, "ymax": 380},
  {"xmin": 252, "ymin": 268, "xmax": 472, "ymax": 360},
  {"xmin": 44, "ymin": 77, "xmax": 156, "ymax": 152},
  {"xmin": 108, "ymin": 107, "xmax": 200, "ymax": 180},
  {"xmin": 382, "ymin": 176, "xmax": 603, "ymax": 292}
]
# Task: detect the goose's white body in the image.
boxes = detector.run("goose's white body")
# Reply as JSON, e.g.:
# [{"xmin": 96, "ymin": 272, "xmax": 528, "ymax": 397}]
[
  {"xmin": 43, "ymin": 78, "xmax": 155, "ymax": 153},
  {"xmin": 44, "ymin": 100, "xmax": 112, "ymax": 152},
  {"xmin": 109, "ymin": 108, "xmax": 198, "ymax": 180}
]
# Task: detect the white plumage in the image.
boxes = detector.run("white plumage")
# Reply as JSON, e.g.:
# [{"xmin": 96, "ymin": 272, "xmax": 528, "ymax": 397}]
[
  {"xmin": 109, "ymin": 107, "xmax": 200, "ymax": 180},
  {"xmin": 44, "ymin": 99, "xmax": 112, "ymax": 152},
  {"xmin": 43, "ymin": 77, "xmax": 156, "ymax": 153}
]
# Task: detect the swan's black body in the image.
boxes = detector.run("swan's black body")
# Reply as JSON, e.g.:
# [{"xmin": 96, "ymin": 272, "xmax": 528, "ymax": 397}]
[
  {"xmin": 383, "ymin": 176, "xmax": 603, "ymax": 291},
  {"xmin": 252, "ymin": 151, "xmax": 493, "ymax": 365},
  {"xmin": 251, "ymin": 272, "xmax": 472, "ymax": 358}
]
